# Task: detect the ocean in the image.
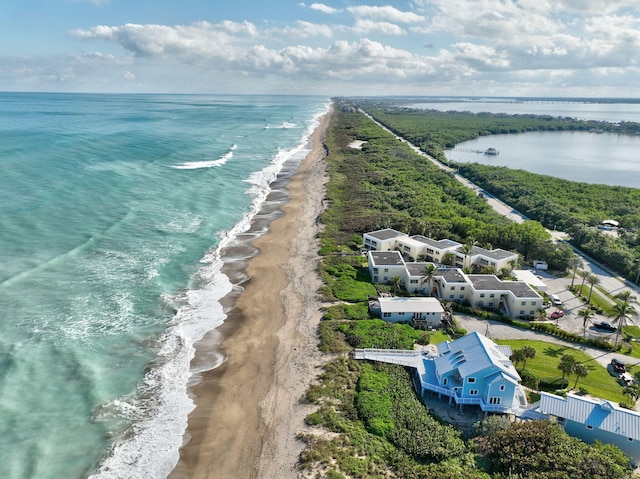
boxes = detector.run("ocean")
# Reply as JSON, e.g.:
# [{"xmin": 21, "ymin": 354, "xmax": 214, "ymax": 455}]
[{"xmin": 0, "ymin": 93, "xmax": 330, "ymax": 479}]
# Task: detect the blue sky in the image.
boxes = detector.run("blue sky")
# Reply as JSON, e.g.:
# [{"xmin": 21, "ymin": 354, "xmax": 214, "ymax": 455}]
[{"xmin": 2, "ymin": 0, "xmax": 640, "ymax": 96}]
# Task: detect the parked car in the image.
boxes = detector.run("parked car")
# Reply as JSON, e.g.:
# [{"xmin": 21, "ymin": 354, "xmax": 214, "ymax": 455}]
[
  {"xmin": 611, "ymin": 358, "xmax": 626, "ymax": 374},
  {"xmin": 550, "ymin": 311, "xmax": 564, "ymax": 320},
  {"xmin": 550, "ymin": 294, "xmax": 562, "ymax": 306},
  {"xmin": 619, "ymin": 372, "xmax": 634, "ymax": 387},
  {"xmin": 595, "ymin": 321, "xmax": 617, "ymax": 332}
]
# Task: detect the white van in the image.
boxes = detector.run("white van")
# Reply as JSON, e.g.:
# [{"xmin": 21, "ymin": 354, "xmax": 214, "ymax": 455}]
[{"xmin": 550, "ymin": 294, "xmax": 562, "ymax": 306}]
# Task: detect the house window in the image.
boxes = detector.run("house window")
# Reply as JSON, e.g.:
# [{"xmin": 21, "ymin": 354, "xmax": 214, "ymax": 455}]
[
  {"xmin": 519, "ymin": 310, "xmax": 525, "ymax": 315},
  {"xmin": 530, "ymin": 310, "xmax": 535, "ymax": 315},
  {"xmin": 450, "ymin": 286, "xmax": 455, "ymax": 290},
  {"xmin": 410, "ymin": 279, "xmax": 418, "ymax": 284},
  {"xmin": 383, "ymin": 312, "xmax": 391, "ymax": 318},
  {"xmin": 489, "ymin": 397, "xmax": 502, "ymax": 405},
  {"xmin": 479, "ymin": 301, "xmax": 484, "ymax": 306},
  {"xmin": 384, "ymin": 268, "xmax": 389, "ymax": 273},
  {"xmin": 467, "ymin": 377, "xmax": 476, "ymax": 383},
  {"xmin": 480, "ymin": 293, "xmax": 485, "ymax": 298},
  {"xmin": 470, "ymin": 389, "xmax": 478, "ymax": 395},
  {"xmin": 443, "ymin": 378, "xmax": 448, "ymax": 386},
  {"xmin": 460, "ymin": 286, "xmax": 465, "ymax": 291},
  {"xmin": 373, "ymin": 268, "xmax": 379, "ymax": 274},
  {"xmin": 521, "ymin": 301, "xmax": 526, "ymax": 306},
  {"xmin": 532, "ymin": 301, "xmax": 537, "ymax": 306},
  {"xmin": 449, "ymin": 294, "xmax": 455, "ymax": 299},
  {"xmin": 459, "ymin": 295, "xmax": 465, "ymax": 299},
  {"xmin": 500, "ymin": 385, "xmax": 505, "ymax": 391},
  {"xmin": 489, "ymin": 293, "xmax": 495, "ymax": 298}
]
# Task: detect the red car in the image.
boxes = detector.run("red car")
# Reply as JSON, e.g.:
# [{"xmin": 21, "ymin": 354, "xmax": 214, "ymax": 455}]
[{"xmin": 550, "ymin": 310, "xmax": 564, "ymax": 320}]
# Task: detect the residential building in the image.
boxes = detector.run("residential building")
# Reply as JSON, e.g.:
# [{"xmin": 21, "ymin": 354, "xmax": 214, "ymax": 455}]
[
  {"xmin": 372, "ymin": 296, "xmax": 444, "ymax": 328},
  {"xmin": 539, "ymin": 392, "xmax": 640, "ymax": 466},
  {"xmin": 365, "ymin": 231, "xmax": 542, "ymax": 319},
  {"xmin": 354, "ymin": 332, "xmax": 528, "ymax": 415}
]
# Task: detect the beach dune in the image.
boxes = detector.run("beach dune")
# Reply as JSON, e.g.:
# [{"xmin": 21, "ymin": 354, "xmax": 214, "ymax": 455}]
[{"xmin": 169, "ymin": 109, "xmax": 331, "ymax": 479}]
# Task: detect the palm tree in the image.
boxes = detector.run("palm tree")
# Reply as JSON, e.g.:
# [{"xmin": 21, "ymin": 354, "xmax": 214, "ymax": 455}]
[
  {"xmin": 390, "ymin": 275, "xmax": 402, "ymax": 295},
  {"xmin": 624, "ymin": 384, "xmax": 640, "ymax": 404},
  {"xmin": 573, "ymin": 363, "xmax": 589, "ymax": 389},
  {"xmin": 586, "ymin": 274, "xmax": 600, "ymax": 304},
  {"xmin": 511, "ymin": 349, "xmax": 525, "ymax": 369},
  {"xmin": 615, "ymin": 291, "xmax": 638, "ymax": 305},
  {"xmin": 578, "ymin": 308, "xmax": 593, "ymax": 338},
  {"xmin": 421, "ymin": 263, "xmax": 437, "ymax": 296},
  {"xmin": 461, "ymin": 237, "xmax": 477, "ymax": 269},
  {"xmin": 578, "ymin": 270, "xmax": 590, "ymax": 293},
  {"xmin": 569, "ymin": 256, "xmax": 583, "ymax": 288},
  {"xmin": 558, "ymin": 354, "xmax": 576, "ymax": 387},
  {"xmin": 611, "ymin": 301, "xmax": 639, "ymax": 347},
  {"xmin": 442, "ymin": 252, "xmax": 455, "ymax": 266},
  {"xmin": 521, "ymin": 345, "xmax": 536, "ymax": 370}
]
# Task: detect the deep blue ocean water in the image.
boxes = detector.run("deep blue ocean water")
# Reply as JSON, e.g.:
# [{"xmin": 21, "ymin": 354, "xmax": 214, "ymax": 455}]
[{"xmin": 0, "ymin": 93, "xmax": 329, "ymax": 479}]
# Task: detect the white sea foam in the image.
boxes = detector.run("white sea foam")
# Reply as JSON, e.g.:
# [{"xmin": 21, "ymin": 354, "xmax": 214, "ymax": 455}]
[
  {"xmin": 89, "ymin": 103, "xmax": 330, "ymax": 479},
  {"xmin": 171, "ymin": 144, "xmax": 237, "ymax": 169}
]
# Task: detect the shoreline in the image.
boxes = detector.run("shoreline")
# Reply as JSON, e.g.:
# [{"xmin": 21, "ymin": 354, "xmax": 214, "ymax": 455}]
[{"xmin": 169, "ymin": 106, "xmax": 332, "ymax": 478}]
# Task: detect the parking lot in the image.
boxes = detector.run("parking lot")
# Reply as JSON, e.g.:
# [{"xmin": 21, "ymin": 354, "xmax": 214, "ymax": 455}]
[{"xmin": 530, "ymin": 268, "xmax": 619, "ymax": 342}]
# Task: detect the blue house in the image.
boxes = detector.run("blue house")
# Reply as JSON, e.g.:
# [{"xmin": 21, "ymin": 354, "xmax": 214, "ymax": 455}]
[
  {"xmin": 354, "ymin": 332, "xmax": 528, "ymax": 415},
  {"xmin": 539, "ymin": 392, "xmax": 640, "ymax": 466}
]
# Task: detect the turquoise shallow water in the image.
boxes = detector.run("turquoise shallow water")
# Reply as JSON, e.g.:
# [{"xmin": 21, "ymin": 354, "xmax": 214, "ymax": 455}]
[{"xmin": 0, "ymin": 93, "xmax": 329, "ymax": 478}]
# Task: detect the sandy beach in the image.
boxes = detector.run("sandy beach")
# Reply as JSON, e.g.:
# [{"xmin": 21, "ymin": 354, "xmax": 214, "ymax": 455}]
[{"xmin": 169, "ymin": 108, "xmax": 332, "ymax": 479}]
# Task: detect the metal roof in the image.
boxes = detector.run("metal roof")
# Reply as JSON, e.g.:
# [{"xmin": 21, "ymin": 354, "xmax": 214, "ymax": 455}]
[
  {"xmin": 540, "ymin": 392, "xmax": 640, "ymax": 441},
  {"xmin": 435, "ymin": 331, "xmax": 520, "ymax": 382},
  {"xmin": 379, "ymin": 296, "xmax": 444, "ymax": 314}
]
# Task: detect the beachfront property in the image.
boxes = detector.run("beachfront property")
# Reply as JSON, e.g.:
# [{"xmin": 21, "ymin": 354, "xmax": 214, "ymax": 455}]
[
  {"xmin": 354, "ymin": 331, "xmax": 528, "ymax": 415},
  {"xmin": 363, "ymin": 228, "xmax": 519, "ymax": 272},
  {"xmin": 369, "ymin": 296, "xmax": 444, "ymax": 328},
  {"xmin": 367, "ymin": 248, "xmax": 542, "ymax": 319},
  {"xmin": 538, "ymin": 392, "xmax": 640, "ymax": 465}
]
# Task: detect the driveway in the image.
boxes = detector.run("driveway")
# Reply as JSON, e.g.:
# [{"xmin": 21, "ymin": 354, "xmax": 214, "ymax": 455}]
[{"xmin": 453, "ymin": 312, "xmax": 638, "ymax": 371}]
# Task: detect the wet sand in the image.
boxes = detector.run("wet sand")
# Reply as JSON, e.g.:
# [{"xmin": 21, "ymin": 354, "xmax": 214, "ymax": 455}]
[{"xmin": 169, "ymin": 107, "xmax": 332, "ymax": 479}]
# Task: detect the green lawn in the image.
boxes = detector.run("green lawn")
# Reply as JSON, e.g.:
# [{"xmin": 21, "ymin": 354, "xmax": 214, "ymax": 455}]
[
  {"xmin": 428, "ymin": 330, "xmax": 451, "ymax": 346},
  {"xmin": 496, "ymin": 339, "xmax": 628, "ymax": 403}
]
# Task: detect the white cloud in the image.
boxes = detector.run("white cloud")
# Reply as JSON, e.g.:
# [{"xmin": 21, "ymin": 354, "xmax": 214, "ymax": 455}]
[
  {"xmin": 353, "ymin": 19, "xmax": 406, "ymax": 36},
  {"xmin": 347, "ymin": 5, "xmax": 426, "ymax": 24},
  {"xmin": 308, "ymin": 3, "xmax": 340, "ymax": 14}
]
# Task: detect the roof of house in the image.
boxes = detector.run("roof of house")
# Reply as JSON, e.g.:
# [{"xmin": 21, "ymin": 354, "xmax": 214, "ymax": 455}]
[
  {"xmin": 540, "ymin": 392, "xmax": 640, "ymax": 441},
  {"xmin": 379, "ymin": 296, "xmax": 444, "ymax": 314},
  {"xmin": 435, "ymin": 331, "xmax": 520, "ymax": 382},
  {"xmin": 369, "ymin": 250, "xmax": 405, "ymax": 266},
  {"xmin": 436, "ymin": 268, "xmax": 468, "ymax": 283},
  {"xmin": 469, "ymin": 275, "xmax": 541, "ymax": 299},
  {"xmin": 405, "ymin": 262, "xmax": 436, "ymax": 276},
  {"xmin": 365, "ymin": 228, "xmax": 406, "ymax": 241},
  {"xmin": 465, "ymin": 245, "xmax": 518, "ymax": 261},
  {"xmin": 411, "ymin": 235, "xmax": 461, "ymax": 250}
]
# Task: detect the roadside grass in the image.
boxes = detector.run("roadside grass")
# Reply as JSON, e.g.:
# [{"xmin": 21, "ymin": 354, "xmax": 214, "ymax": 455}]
[
  {"xmin": 496, "ymin": 339, "xmax": 628, "ymax": 403},
  {"xmin": 575, "ymin": 284, "xmax": 615, "ymax": 315}
]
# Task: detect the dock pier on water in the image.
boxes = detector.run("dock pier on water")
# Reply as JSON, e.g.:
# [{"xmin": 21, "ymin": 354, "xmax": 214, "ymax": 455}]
[{"xmin": 447, "ymin": 147, "xmax": 499, "ymax": 155}]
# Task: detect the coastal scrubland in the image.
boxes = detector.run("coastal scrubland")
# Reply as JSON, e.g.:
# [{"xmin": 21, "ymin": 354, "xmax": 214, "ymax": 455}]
[
  {"xmin": 352, "ymin": 100, "xmax": 640, "ymax": 283},
  {"xmin": 297, "ymin": 105, "xmax": 635, "ymax": 478}
]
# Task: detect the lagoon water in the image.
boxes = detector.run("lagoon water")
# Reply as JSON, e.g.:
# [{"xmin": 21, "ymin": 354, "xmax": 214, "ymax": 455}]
[
  {"xmin": 0, "ymin": 93, "xmax": 329, "ymax": 479},
  {"xmin": 412, "ymin": 98, "xmax": 640, "ymax": 188}
]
